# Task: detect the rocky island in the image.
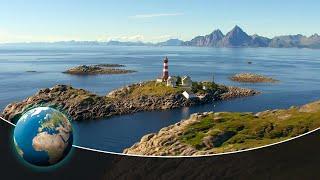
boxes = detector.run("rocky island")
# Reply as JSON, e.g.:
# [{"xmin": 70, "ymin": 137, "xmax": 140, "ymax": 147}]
[
  {"xmin": 1, "ymin": 81, "xmax": 258, "ymax": 122},
  {"xmin": 63, "ymin": 64, "xmax": 136, "ymax": 75},
  {"xmin": 124, "ymin": 100, "xmax": 320, "ymax": 156},
  {"xmin": 230, "ymin": 73, "xmax": 278, "ymax": 83}
]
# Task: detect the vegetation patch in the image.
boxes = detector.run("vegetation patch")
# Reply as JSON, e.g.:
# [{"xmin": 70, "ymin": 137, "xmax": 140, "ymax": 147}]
[
  {"xmin": 191, "ymin": 81, "xmax": 220, "ymax": 94},
  {"xmin": 179, "ymin": 106, "xmax": 320, "ymax": 153},
  {"xmin": 127, "ymin": 81, "xmax": 183, "ymax": 98}
]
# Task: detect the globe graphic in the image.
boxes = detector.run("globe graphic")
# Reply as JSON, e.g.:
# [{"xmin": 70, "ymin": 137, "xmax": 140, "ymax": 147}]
[{"xmin": 13, "ymin": 107, "xmax": 73, "ymax": 166}]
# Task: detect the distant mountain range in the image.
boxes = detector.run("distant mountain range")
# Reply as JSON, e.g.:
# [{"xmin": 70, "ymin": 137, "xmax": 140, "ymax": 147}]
[
  {"xmin": 157, "ymin": 39, "xmax": 184, "ymax": 46},
  {"xmin": 183, "ymin": 25, "xmax": 320, "ymax": 48},
  {"xmin": 107, "ymin": 26, "xmax": 320, "ymax": 48},
  {"xmin": 86, "ymin": 39, "xmax": 183, "ymax": 46},
  {"xmin": 2, "ymin": 26, "xmax": 319, "ymax": 49},
  {"xmin": 105, "ymin": 40, "xmax": 153, "ymax": 46}
]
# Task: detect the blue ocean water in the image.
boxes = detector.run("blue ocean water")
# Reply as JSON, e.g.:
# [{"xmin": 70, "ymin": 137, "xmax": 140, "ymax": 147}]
[{"xmin": 1, "ymin": 45, "xmax": 320, "ymax": 152}]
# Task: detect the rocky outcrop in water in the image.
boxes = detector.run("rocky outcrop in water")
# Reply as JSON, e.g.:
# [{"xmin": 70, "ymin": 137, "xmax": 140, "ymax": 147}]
[
  {"xmin": 230, "ymin": 73, "xmax": 278, "ymax": 83},
  {"xmin": 1, "ymin": 82, "xmax": 258, "ymax": 122},
  {"xmin": 63, "ymin": 64, "xmax": 136, "ymax": 75}
]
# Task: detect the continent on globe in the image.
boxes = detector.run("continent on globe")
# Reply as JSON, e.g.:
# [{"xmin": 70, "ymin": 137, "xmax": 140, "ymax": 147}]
[{"xmin": 13, "ymin": 107, "xmax": 73, "ymax": 166}]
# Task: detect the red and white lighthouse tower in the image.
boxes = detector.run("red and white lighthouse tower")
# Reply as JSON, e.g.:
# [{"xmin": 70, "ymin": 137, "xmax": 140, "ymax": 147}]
[{"xmin": 162, "ymin": 56, "xmax": 169, "ymax": 81}]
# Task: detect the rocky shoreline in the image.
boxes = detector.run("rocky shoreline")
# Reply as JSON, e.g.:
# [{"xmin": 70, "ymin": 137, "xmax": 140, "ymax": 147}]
[
  {"xmin": 124, "ymin": 100, "xmax": 320, "ymax": 156},
  {"xmin": 1, "ymin": 81, "xmax": 258, "ymax": 122},
  {"xmin": 230, "ymin": 73, "xmax": 278, "ymax": 83},
  {"xmin": 63, "ymin": 64, "xmax": 136, "ymax": 75}
]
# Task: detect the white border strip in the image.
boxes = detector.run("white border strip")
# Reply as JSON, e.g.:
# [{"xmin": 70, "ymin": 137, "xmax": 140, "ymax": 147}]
[
  {"xmin": 1, "ymin": 116, "xmax": 319, "ymax": 158},
  {"xmin": 0, "ymin": 116, "xmax": 16, "ymax": 127}
]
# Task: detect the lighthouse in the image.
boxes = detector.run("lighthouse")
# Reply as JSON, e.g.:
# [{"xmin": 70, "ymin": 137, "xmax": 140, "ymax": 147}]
[{"xmin": 162, "ymin": 56, "xmax": 169, "ymax": 81}]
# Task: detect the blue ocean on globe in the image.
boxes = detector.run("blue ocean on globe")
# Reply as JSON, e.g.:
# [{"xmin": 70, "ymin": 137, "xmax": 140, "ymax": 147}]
[{"xmin": 13, "ymin": 107, "xmax": 73, "ymax": 166}]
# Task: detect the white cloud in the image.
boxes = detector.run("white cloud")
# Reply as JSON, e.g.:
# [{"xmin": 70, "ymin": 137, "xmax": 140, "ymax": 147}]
[
  {"xmin": 148, "ymin": 35, "xmax": 178, "ymax": 42},
  {"xmin": 125, "ymin": 35, "xmax": 145, "ymax": 41},
  {"xmin": 99, "ymin": 34, "xmax": 180, "ymax": 43},
  {"xmin": 105, "ymin": 34, "xmax": 145, "ymax": 42},
  {"xmin": 129, "ymin": 13, "xmax": 183, "ymax": 19},
  {"xmin": 0, "ymin": 27, "xmax": 177, "ymax": 43}
]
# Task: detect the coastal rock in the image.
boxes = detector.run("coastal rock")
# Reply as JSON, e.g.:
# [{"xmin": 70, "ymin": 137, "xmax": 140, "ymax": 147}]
[
  {"xmin": 140, "ymin": 133, "xmax": 156, "ymax": 143},
  {"xmin": 219, "ymin": 86, "xmax": 259, "ymax": 100},
  {"xmin": 123, "ymin": 112, "xmax": 206, "ymax": 156},
  {"xmin": 1, "ymin": 85, "xmax": 108, "ymax": 122},
  {"xmin": 299, "ymin": 100, "xmax": 320, "ymax": 113}
]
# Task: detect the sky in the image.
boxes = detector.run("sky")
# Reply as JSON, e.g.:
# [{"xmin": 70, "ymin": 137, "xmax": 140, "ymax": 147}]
[{"xmin": 0, "ymin": 0, "xmax": 319, "ymax": 43}]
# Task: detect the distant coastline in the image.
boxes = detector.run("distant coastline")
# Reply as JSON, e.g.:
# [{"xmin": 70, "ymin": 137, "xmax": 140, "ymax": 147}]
[{"xmin": 1, "ymin": 26, "xmax": 319, "ymax": 49}]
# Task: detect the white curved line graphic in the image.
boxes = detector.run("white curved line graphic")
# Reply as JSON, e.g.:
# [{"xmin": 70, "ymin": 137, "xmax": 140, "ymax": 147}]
[{"xmin": 0, "ymin": 116, "xmax": 16, "ymax": 127}]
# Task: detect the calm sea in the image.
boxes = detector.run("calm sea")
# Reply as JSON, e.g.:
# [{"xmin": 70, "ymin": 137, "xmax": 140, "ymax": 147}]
[{"xmin": 1, "ymin": 45, "xmax": 320, "ymax": 152}]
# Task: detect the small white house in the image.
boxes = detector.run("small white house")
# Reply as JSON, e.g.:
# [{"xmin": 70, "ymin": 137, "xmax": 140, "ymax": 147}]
[
  {"xmin": 181, "ymin": 76, "xmax": 192, "ymax": 88},
  {"xmin": 156, "ymin": 78, "xmax": 164, "ymax": 83},
  {"xmin": 182, "ymin": 91, "xmax": 197, "ymax": 99},
  {"xmin": 167, "ymin": 76, "xmax": 178, "ymax": 87}
]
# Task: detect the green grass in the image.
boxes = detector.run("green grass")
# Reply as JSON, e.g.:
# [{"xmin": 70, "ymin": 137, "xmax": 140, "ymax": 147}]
[
  {"xmin": 191, "ymin": 81, "xmax": 219, "ymax": 94},
  {"xmin": 128, "ymin": 81, "xmax": 183, "ymax": 98},
  {"xmin": 107, "ymin": 79, "xmax": 225, "ymax": 101},
  {"xmin": 126, "ymin": 81, "xmax": 221, "ymax": 99},
  {"xmin": 179, "ymin": 106, "xmax": 320, "ymax": 153},
  {"xmin": 180, "ymin": 116, "xmax": 215, "ymax": 148}
]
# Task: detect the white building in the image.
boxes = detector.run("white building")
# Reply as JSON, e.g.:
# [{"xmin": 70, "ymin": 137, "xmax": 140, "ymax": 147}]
[
  {"xmin": 166, "ymin": 76, "xmax": 178, "ymax": 87},
  {"xmin": 181, "ymin": 76, "xmax": 192, "ymax": 88},
  {"xmin": 182, "ymin": 91, "xmax": 197, "ymax": 99},
  {"xmin": 156, "ymin": 78, "xmax": 164, "ymax": 83}
]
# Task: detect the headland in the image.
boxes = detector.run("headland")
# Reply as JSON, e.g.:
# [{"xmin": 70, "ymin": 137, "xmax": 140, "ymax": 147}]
[{"xmin": 124, "ymin": 100, "xmax": 320, "ymax": 156}]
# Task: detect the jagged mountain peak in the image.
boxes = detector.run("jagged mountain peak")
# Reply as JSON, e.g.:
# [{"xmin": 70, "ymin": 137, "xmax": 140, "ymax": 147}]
[
  {"xmin": 234, "ymin": 25, "xmax": 241, "ymax": 29},
  {"xmin": 226, "ymin": 25, "xmax": 248, "ymax": 36},
  {"xmin": 310, "ymin": 33, "xmax": 320, "ymax": 38},
  {"xmin": 208, "ymin": 29, "xmax": 224, "ymax": 39},
  {"xmin": 220, "ymin": 26, "xmax": 252, "ymax": 47},
  {"xmin": 212, "ymin": 29, "xmax": 224, "ymax": 35},
  {"xmin": 183, "ymin": 25, "xmax": 320, "ymax": 48}
]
